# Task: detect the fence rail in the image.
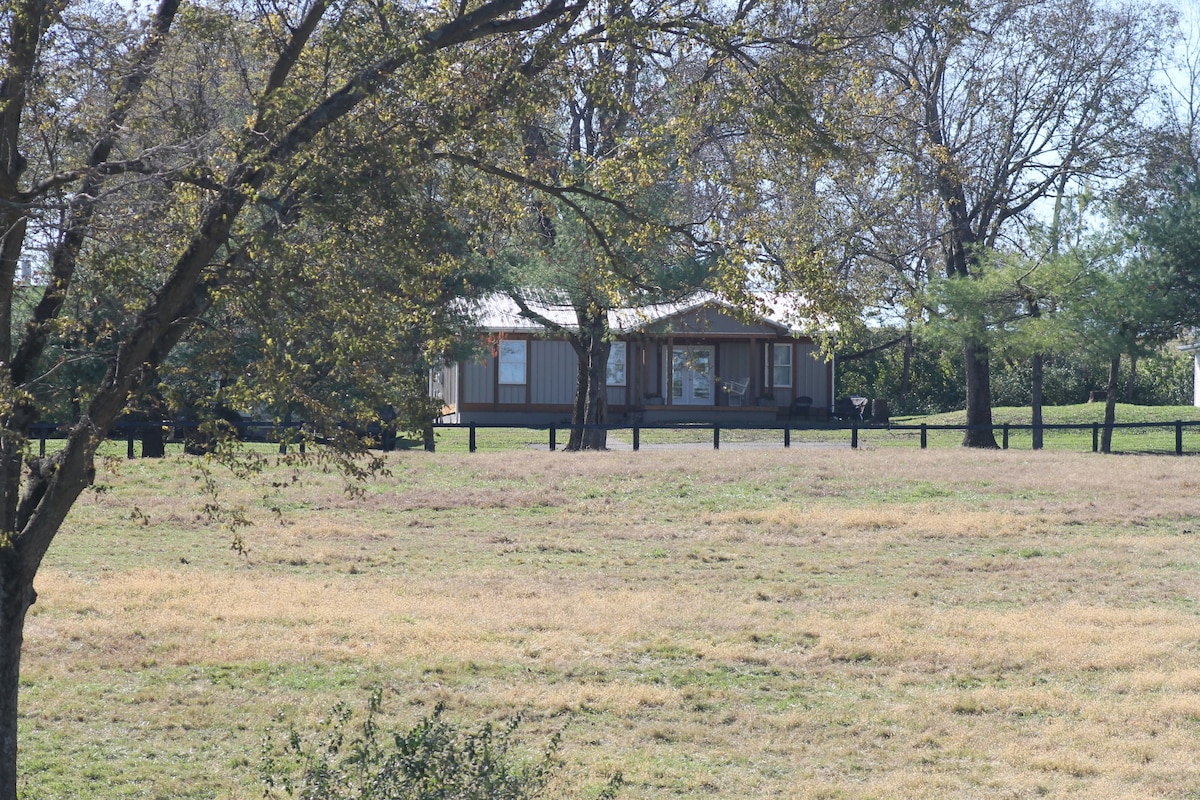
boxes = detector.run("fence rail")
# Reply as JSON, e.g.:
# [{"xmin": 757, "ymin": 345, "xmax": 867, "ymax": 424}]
[
  {"xmin": 430, "ymin": 419, "xmax": 1200, "ymax": 455},
  {"xmin": 22, "ymin": 418, "xmax": 1200, "ymax": 458},
  {"xmin": 26, "ymin": 420, "xmax": 309, "ymax": 459}
]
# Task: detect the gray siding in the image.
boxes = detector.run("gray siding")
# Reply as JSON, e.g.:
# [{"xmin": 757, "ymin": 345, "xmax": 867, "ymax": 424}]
[
  {"xmin": 530, "ymin": 340, "xmax": 576, "ymax": 405},
  {"xmin": 463, "ymin": 361, "xmax": 493, "ymax": 404},
  {"xmin": 431, "ymin": 363, "xmax": 459, "ymax": 407},
  {"xmin": 795, "ymin": 342, "xmax": 826, "ymax": 399},
  {"xmin": 497, "ymin": 384, "xmax": 526, "ymax": 404},
  {"xmin": 717, "ymin": 342, "xmax": 751, "ymax": 386},
  {"xmin": 445, "ymin": 365, "xmax": 458, "ymax": 405}
]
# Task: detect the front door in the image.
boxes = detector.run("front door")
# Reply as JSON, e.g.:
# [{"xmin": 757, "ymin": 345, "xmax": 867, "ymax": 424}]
[{"xmin": 671, "ymin": 346, "xmax": 714, "ymax": 405}]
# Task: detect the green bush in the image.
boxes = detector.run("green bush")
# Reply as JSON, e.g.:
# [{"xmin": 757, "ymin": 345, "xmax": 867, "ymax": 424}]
[
  {"xmin": 990, "ymin": 348, "xmax": 1193, "ymax": 407},
  {"xmin": 260, "ymin": 690, "xmax": 619, "ymax": 800}
]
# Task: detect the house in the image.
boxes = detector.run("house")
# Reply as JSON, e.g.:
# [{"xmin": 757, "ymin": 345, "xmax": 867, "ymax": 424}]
[
  {"xmin": 1181, "ymin": 342, "xmax": 1200, "ymax": 406},
  {"xmin": 430, "ymin": 294, "xmax": 834, "ymax": 425}
]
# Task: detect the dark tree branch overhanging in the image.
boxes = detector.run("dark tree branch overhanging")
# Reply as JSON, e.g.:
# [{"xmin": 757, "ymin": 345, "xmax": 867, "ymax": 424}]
[{"xmin": 0, "ymin": 2, "xmax": 585, "ymax": 796}]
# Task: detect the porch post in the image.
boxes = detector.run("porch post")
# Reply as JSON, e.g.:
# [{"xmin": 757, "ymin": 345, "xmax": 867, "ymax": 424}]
[
  {"xmin": 523, "ymin": 336, "xmax": 531, "ymax": 411},
  {"xmin": 751, "ymin": 337, "xmax": 759, "ymax": 397},
  {"xmin": 639, "ymin": 338, "xmax": 649, "ymax": 404},
  {"xmin": 456, "ymin": 361, "xmax": 465, "ymax": 416},
  {"xmin": 765, "ymin": 342, "xmax": 774, "ymax": 396},
  {"xmin": 714, "ymin": 342, "xmax": 723, "ymax": 407},
  {"xmin": 491, "ymin": 338, "xmax": 499, "ymax": 412},
  {"xmin": 666, "ymin": 338, "xmax": 673, "ymax": 406},
  {"xmin": 623, "ymin": 340, "xmax": 632, "ymax": 408},
  {"xmin": 827, "ymin": 354, "xmax": 835, "ymax": 415}
]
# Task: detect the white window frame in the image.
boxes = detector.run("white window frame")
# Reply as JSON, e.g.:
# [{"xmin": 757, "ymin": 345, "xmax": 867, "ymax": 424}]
[
  {"xmin": 770, "ymin": 343, "xmax": 793, "ymax": 388},
  {"xmin": 498, "ymin": 339, "xmax": 527, "ymax": 385},
  {"xmin": 606, "ymin": 341, "xmax": 627, "ymax": 386}
]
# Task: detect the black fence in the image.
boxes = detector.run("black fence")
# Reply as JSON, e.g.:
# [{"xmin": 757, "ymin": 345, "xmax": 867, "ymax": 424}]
[
  {"xmin": 24, "ymin": 417, "xmax": 1200, "ymax": 458},
  {"xmin": 428, "ymin": 419, "xmax": 1200, "ymax": 455},
  {"xmin": 27, "ymin": 420, "xmax": 311, "ymax": 459}
]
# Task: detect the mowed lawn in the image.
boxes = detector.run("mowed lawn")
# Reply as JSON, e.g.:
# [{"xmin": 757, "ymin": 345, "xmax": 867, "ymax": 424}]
[{"xmin": 18, "ymin": 444, "xmax": 1200, "ymax": 799}]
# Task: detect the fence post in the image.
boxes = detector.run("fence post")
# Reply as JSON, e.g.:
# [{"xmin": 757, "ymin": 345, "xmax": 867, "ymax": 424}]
[
  {"xmin": 920, "ymin": 424, "xmax": 927, "ymax": 449},
  {"xmin": 279, "ymin": 439, "xmax": 287, "ymax": 455},
  {"xmin": 549, "ymin": 426, "xmax": 556, "ymax": 451},
  {"xmin": 469, "ymin": 423, "xmax": 477, "ymax": 453},
  {"xmin": 38, "ymin": 428, "xmax": 45, "ymax": 457},
  {"xmin": 632, "ymin": 426, "xmax": 640, "ymax": 452},
  {"xmin": 126, "ymin": 428, "xmax": 135, "ymax": 460},
  {"xmin": 713, "ymin": 424, "xmax": 720, "ymax": 450},
  {"xmin": 783, "ymin": 426, "xmax": 791, "ymax": 448},
  {"xmin": 1002, "ymin": 423, "xmax": 1009, "ymax": 450},
  {"xmin": 851, "ymin": 423, "xmax": 858, "ymax": 449},
  {"xmin": 1176, "ymin": 421, "xmax": 1183, "ymax": 456},
  {"xmin": 1092, "ymin": 423, "xmax": 1099, "ymax": 453}
]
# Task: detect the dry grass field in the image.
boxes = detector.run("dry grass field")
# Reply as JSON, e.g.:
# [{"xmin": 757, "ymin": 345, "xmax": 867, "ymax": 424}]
[{"xmin": 17, "ymin": 444, "xmax": 1200, "ymax": 798}]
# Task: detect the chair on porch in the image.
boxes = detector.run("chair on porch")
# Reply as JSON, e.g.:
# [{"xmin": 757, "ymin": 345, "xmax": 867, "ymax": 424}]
[
  {"xmin": 789, "ymin": 395, "xmax": 813, "ymax": 419},
  {"xmin": 723, "ymin": 377, "xmax": 750, "ymax": 406}
]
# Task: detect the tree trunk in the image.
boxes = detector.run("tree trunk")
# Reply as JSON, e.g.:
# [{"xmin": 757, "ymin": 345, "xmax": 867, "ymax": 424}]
[
  {"xmin": 566, "ymin": 331, "xmax": 608, "ymax": 451},
  {"xmin": 0, "ymin": 443, "xmax": 20, "ymax": 539},
  {"xmin": 1031, "ymin": 352, "xmax": 1044, "ymax": 450},
  {"xmin": 962, "ymin": 342, "xmax": 998, "ymax": 448},
  {"xmin": 0, "ymin": 573, "xmax": 33, "ymax": 800},
  {"xmin": 567, "ymin": 348, "xmax": 588, "ymax": 450},
  {"xmin": 581, "ymin": 341, "xmax": 608, "ymax": 450},
  {"xmin": 0, "ymin": 2, "xmax": 583, "ymax": 787},
  {"xmin": 900, "ymin": 330, "xmax": 913, "ymax": 398},
  {"xmin": 1101, "ymin": 354, "xmax": 1120, "ymax": 454}
]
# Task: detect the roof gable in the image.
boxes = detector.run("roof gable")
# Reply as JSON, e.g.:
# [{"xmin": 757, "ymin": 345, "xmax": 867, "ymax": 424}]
[
  {"xmin": 630, "ymin": 300, "xmax": 790, "ymax": 336},
  {"xmin": 471, "ymin": 293, "xmax": 807, "ymax": 337}
]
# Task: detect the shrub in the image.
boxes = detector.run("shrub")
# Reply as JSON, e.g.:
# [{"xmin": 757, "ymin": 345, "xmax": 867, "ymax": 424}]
[{"xmin": 260, "ymin": 689, "xmax": 616, "ymax": 800}]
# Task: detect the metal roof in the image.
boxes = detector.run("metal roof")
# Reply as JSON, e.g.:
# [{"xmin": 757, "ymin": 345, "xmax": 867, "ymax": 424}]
[{"xmin": 468, "ymin": 292, "xmax": 814, "ymax": 335}]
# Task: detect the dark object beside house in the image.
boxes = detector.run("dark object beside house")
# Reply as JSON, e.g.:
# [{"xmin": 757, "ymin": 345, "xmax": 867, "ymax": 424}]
[
  {"xmin": 789, "ymin": 395, "xmax": 813, "ymax": 419},
  {"xmin": 869, "ymin": 398, "xmax": 889, "ymax": 424},
  {"xmin": 833, "ymin": 396, "xmax": 868, "ymax": 420}
]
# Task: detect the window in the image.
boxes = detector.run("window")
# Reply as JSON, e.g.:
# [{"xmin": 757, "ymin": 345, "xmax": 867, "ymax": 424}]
[
  {"xmin": 607, "ymin": 342, "xmax": 627, "ymax": 386},
  {"xmin": 770, "ymin": 343, "xmax": 793, "ymax": 388},
  {"xmin": 498, "ymin": 340, "xmax": 527, "ymax": 384}
]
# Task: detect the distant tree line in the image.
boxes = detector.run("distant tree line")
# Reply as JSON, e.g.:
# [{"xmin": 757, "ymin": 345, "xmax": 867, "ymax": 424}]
[{"xmin": 836, "ymin": 327, "xmax": 1194, "ymax": 416}]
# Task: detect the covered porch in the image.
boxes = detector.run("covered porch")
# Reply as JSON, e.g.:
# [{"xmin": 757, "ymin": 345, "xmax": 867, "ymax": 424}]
[{"xmin": 611, "ymin": 334, "xmax": 832, "ymax": 421}]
